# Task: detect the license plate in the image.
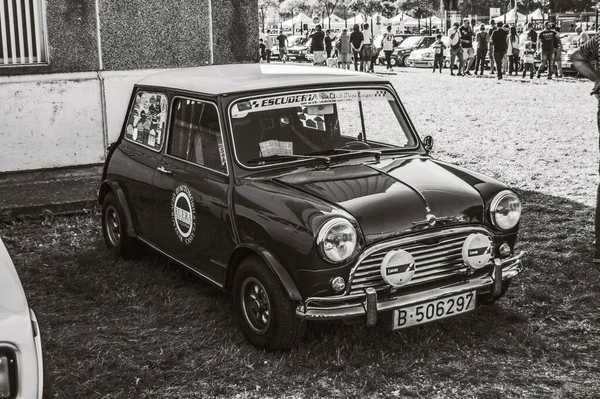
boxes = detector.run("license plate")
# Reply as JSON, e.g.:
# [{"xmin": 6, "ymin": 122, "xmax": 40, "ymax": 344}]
[
  {"xmin": 289, "ymin": 55, "xmax": 296, "ymax": 59},
  {"xmin": 392, "ymin": 291, "xmax": 475, "ymax": 330}
]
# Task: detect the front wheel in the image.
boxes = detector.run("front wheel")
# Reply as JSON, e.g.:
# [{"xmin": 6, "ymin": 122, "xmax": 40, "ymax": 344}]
[
  {"xmin": 479, "ymin": 280, "xmax": 512, "ymax": 305},
  {"xmin": 401, "ymin": 55, "xmax": 409, "ymax": 66},
  {"xmin": 233, "ymin": 256, "xmax": 306, "ymax": 351}
]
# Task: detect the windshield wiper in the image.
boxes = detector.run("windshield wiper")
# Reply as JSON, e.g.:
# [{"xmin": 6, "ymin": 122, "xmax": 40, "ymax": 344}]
[
  {"xmin": 307, "ymin": 148, "xmax": 383, "ymax": 162},
  {"xmin": 247, "ymin": 154, "xmax": 331, "ymax": 166}
]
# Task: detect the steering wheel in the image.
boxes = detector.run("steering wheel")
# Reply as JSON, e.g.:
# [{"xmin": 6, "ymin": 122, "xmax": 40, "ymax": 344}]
[{"xmin": 336, "ymin": 140, "xmax": 372, "ymax": 150}]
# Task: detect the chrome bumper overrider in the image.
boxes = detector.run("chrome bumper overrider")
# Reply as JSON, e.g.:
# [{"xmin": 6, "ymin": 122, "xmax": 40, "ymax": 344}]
[{"xmin": 296, "ymin": 251, "xmax": 525, "ymax": 325}]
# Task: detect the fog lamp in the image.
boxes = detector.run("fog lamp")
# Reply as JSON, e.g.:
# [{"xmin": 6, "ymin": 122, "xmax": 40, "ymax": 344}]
[
  {"xmin": 331, "ymin": 277, "xmax": 346, "ymax": 293},
  {"xmin": 499, "ymin": 243, "xmax": 512, "ymax": 258},
  {"xmin": 0, "ymin": 356, "xmax": 11, "ymax": 399}
]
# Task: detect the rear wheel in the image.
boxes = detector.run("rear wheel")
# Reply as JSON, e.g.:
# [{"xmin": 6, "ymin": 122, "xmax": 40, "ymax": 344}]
[
  {"xmin": 102, "ymin": 192, "xmax": 137, "ymax": 260},
  {"xmin": 233, "ymin": 256, "xmax": 306, "ymax": 351}
]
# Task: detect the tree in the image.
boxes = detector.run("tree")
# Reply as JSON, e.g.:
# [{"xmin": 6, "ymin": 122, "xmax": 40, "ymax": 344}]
[
  {"xmin": 381, "ymin": 0, "xmax": 399, "ymax": 18},
  {"xmin": 259, "ymin": 0, "xmax": 279, "ymax": 32},
  {"xmin": 399, "ymin": 0, "xmax": 440, "ymax": 19},
  {"xmin": 347, "ymin": 0, "xmax": 384, "ymax": 19}
]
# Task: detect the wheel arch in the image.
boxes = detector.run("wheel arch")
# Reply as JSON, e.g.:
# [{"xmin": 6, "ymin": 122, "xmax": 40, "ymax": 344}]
[
  {"xmin": 226, "ymin": 243, "xmax": 302, "ymax": 301},
  {"xmin": 98, "ymin": 180, "xmax": 137, "ymax": 238}
]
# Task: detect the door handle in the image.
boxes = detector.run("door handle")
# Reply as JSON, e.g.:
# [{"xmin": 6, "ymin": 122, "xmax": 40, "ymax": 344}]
[{"xmin": 157, "ymin": 166, "xmax": 173, "ymax": 175}]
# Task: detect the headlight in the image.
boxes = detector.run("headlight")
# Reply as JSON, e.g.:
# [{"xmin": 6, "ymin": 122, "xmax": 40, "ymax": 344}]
[
  {"xmin": 423, "ymin": 52, "xmax": 431, "ymax": 58},
  {"xmin": 490, "ymin": 190, "xmax": 521, "ymax": 230},
  {"xmin": 316, "ymin": 218, "xmax": 357, "ymax": 263}
]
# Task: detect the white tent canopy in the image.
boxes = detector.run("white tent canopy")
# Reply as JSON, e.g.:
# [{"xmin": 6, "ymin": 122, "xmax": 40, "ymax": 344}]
[
  {"xmin": 401, "ymin": 16, "xmax": 420, "ymax": 27},
  {"xmin": 526, "ymin": 8, "xmax": 546, "ymax": 21},
  {"xmin": 281, "ymin": 12, "xmax": 313, "ymax": 28},
  {"xmin": 322, "ymin": 13, "xmax": 345, "ymax": 29},
  {"xmin": 345, "ymin": 14, "xmax": 367, "ymax": 27},
  {"xmin": 493, "ymin": 9, "xmax": 527, "ymax": 25},
  {"xmin": 419, "ymin": 16, "xmax": 442, "ymax": 26},
  {"xmin": 389, "ymin": 13, "xmax": 405, "ymax": 24}
]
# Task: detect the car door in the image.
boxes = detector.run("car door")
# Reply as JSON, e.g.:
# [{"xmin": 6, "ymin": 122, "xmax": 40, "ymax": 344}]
[
  {"xmin": 153, "ymin": 96, "xmax": 230, "ymax": 286},
  {"xmin": 117, "ymin": 89, "xmax": 169, "ymax": 240}
]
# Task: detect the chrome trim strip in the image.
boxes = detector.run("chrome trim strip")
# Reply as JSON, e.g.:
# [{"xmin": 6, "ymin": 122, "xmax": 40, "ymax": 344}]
[
  {"xmin": 138, "ymin": 237, "xmax": 224, "ymax": 288},
  {"xmin": 296, "ymin": 252, "xmax": 524, "ymax": 321},
  {"xmin": 344, "ymin": 226, "xmax": 491, "ymax": 295}
]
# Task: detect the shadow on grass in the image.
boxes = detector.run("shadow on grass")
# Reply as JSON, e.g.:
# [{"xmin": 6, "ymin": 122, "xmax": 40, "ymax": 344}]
[{"xmin": 2, "ymin": 189, "xmax": 600, "ymax": 398}]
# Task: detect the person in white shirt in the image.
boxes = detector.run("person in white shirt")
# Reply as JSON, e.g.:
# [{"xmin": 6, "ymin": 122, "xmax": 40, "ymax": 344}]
[
  {"xmin": 447, "ymin": 22, "xmax": 464, "ymax": 76},
  {"xmin": 577, "ymin": 26, "xmax": 590, "ymax": 47},
  {"xmin": 361, "ymin": 23, "xmax": 373, "ymax": 73},
  {"xmin": 382, "ymin": 25, "xmax": 395, "ymax": 71}
]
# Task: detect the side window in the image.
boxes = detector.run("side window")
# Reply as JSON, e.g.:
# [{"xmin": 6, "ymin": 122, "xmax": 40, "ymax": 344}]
[
  {"xmin": 167, "ymin": 98, "xmax": 227, "ymax": 173},
  {"xmin": 125, "ymin": 90, "xmax": 167, "ymax": 151}
]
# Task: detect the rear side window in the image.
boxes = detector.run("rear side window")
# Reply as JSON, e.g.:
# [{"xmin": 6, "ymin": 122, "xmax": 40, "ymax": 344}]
[
  {"xmin": 167, "ymin": 98, "xmax": 227, "ymax": 173},
  {"xmin": 124, "ymin": 90, "xmax": 168, "ymax": 151}
]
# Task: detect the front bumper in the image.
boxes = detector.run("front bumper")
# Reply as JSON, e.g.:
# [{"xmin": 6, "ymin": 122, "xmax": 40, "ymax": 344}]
[{"xmin": 296, "ymin": 251, "xmax": 525, "ymax": 325}]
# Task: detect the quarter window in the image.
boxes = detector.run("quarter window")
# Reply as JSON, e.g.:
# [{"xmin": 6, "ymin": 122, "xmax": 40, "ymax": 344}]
[
  {"xmin": 124, "ymin": 90, "xmax": 167, "ymax": 151},
  {"xmin": 0, "ymin": 0, "xmax": 48, "ymax": 65},
  {"xmin": 167, "ymin": 98, "xmax": 226, "ymax": 173}
]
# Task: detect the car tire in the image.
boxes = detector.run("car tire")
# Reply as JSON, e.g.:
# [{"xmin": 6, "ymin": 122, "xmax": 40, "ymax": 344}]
[
  {"xmin": 479, "ymin": 280, "xmax": 512, "ymax": 305},
  {"xmin": 233, "ymin": 255, "xmax": 306, "ymax": 351},
  {"xmin": 390, "ymin": 58, "xmax": 396, "ymax": 66},
  {"xmin": 443, "ymin": 59, "xmax": 449, "ymax": 68},
  {"xmin": 102, "ymin": 192, "xmax": 137, "ymax": 260},
  {"xmin": 405, "ymin": 58, "xmax": 414, "ymax": 67},
  {"xmin": 401, "ymin": 55, "xmax": 409, "ymax": 67}
]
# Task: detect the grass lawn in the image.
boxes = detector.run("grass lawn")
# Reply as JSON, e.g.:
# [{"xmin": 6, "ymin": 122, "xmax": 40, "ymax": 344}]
[{"xmin": 2, "ymin": 67, "xmax": 600, "ymax": 398}]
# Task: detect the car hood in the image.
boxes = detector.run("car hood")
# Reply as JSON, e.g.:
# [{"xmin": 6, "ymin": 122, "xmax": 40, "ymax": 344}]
[
  {"xmin": 272, "ymin": 157, "xmax": 486, "ymax": 245},
  {"xmin": 288, "ymin": 45, "xmax": 308, "ymax": 51},
  {"xmin": 408, "ymin": 48, "xmax": 432, "ymax": 57},
  {"xmin": 396, "ymin": 46, "xmax": 416, "ymax": 52},
  {"xmin": 0, "ymin": 238, "xmax": 29, "ymax": 319}
]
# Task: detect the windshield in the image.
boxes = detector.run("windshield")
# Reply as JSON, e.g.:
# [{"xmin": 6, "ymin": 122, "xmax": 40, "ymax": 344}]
[
  {"xmin": 399, "ymin": 36, "xmax": 421, "ymax": 48},
  {"xmin": 230, "ymin": 88, "xmax": 418, "ymax": 167},
  {"xmin": 289, "ymin": 36, "xmax": 305, "ymax": 46}
]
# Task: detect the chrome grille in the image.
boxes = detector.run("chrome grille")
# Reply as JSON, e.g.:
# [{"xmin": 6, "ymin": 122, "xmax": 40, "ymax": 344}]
[{"xmin": 348, "ymin": 229, "xmax": 489, "ymax": 295}]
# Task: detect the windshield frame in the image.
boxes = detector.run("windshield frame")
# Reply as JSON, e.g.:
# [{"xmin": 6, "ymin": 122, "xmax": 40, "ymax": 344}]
[{"xmin": 226, "ymin": 85, "xmax": 423, "ymax": 171}]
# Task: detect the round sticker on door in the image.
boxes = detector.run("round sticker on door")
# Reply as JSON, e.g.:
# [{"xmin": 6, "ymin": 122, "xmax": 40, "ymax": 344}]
[
  {"xmin": 171, "ymin": 185, "xmax": 196, "ymax": 245},
  {"xmin": 461, "ymin": 233, "xmax": 492, "ymax": 269},
  {"xmin": 380, "ymin": 249, "xmax": 416, "ymax": 287}
]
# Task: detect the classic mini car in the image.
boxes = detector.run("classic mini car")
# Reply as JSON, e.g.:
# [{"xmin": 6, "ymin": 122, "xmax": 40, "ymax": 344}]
[
  {"xmin": 378, "ymin": 35, "xmax": 436, "ymax": 67},
  {"xmin": 99, "ymin": 64, "xmax": 525, "ymax": 351},
  {"xmin": 0, "ymin": 237, "xmax": 43, "ymax": 398}
]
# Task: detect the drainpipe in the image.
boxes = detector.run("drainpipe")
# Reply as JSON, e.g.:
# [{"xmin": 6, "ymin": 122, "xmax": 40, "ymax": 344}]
[
  {"xmin": 95, "ymin": 0, "xmax": 108, "ymax": 158},
  {"xmin": 208, "ymin": 0, "xmax": 214, "ymax": 64}
]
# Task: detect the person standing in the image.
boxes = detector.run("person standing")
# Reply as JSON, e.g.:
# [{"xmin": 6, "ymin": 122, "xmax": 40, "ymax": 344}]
[
  {"xmin": 522, "ymin": 39, "xmax": 536, "ymax": 79},
  {"xmin": 350, "ymin": 24, "xmax": 364, "ymax": 71},
  {"xmin": 337, "ymin": 28, "xmax": 352, "ymax": 69},
  {"xmin": 382, "ymin": 25, "xmax": 395, "ymax": 72},
  {"xmin": 448, "ymin": 22, "xmax": 464, "ymax": 76},
  {"xmin": 537, "ymin": 21, "xmax": 558, "ymax": 79},
  {"xmin": 552, "ymin": 23, "xmax": 563, "ymax": 78},
  {"xmin": 459, "ymin": 19, "xmax": 475, "ymax": 75},
  {"xmin": 490, "ymin": 21, "xmax": 508, "ymax": 79},
  {"xmin": 571, "ymin": 33, "xmax": 600, "ymax": 262},
  {"xmin": 310, "ymin": 25, "xmax": 326, "ymax": 66},
  {"xmin": 526, "ymin": 23, "xmax": 538, "ymax": 44},
  {"xmin": 474, "ymin": 24, "xmax": 489, "ymax": 75},
  {"xmin": 432, "ymin": 34, "xmax": 446, "ymax": 73},
  {"xmin": 507, "ymin": 26, "xmax": 520, "ymax": 76},
  {"xmin": 264, "ymin": 30, "xmax": 273, "ymax": 63},
  {"xmin": 361, "ymin": 23, "xmax": 373, "ymax": 73},
  {"xmin": 488, "ymin": 20, "xmax": 497, "ymax": 75},
  {"xmin": 276, "ymin": 32, "xmax": 288, "ymax": 63},
  {"xmin": 325, "ymin": 29, "xmax": 333, "ymax": 59}
]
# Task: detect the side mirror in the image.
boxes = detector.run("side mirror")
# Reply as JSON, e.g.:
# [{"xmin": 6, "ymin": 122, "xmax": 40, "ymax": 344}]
[{"xmin": 423, "ymin": 135, "xmax": 434, "ymax": 152}]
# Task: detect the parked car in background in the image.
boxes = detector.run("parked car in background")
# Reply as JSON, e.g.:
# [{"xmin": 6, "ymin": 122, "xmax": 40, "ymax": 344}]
[
  {"xmin": 288, "ymin": 36, "xmax": 311, "ymax": 62},
  {"xmin": 379, "ymin": 35, "xmax": 436, "ymax": 67},
  {"xmin": 561, "ymin": 31, "xmax": 595, "ymax": 73},
  {"xmin": 100, "ymin": 64, "xmax": 525, "ymax": 351},
  {"xmin": 406, "ymin": 36, "xmax": 451, "ymax": 68},
  {"xmin": 373, "ymin": 33, "xmax": 416, "ymax": 65},
  {"xmin": 0, "ymin": 237, "xmax": 43, "ymax": 398}
]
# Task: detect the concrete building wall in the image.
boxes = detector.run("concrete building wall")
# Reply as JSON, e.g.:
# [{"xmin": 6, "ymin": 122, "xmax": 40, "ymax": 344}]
[{"xmin": 0, "ymin": 0, "xmax": 258, "ymax": 173}]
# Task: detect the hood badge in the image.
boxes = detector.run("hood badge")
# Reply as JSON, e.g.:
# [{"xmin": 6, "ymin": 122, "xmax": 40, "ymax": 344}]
[{"xmin": 413, "ymin": 213, "xmax": 438, "ymax": 227}]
